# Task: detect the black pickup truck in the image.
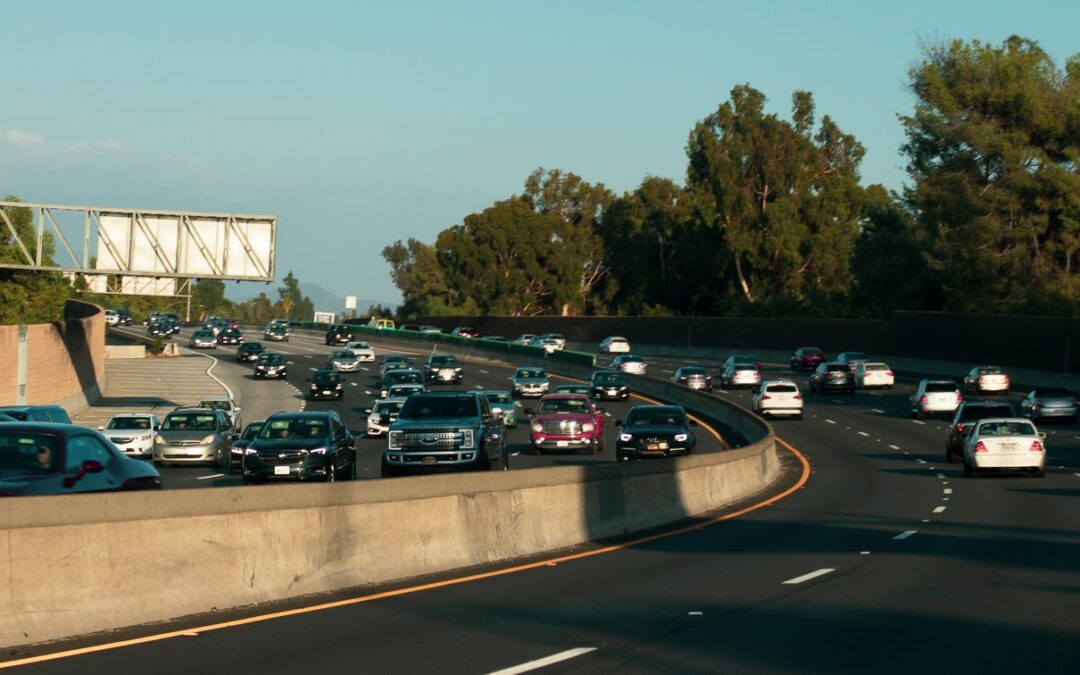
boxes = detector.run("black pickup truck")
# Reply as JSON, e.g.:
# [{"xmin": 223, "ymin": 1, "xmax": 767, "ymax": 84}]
[{"xmin": 383, "ymin": 391, "xmax": 508, "ymax": 477}]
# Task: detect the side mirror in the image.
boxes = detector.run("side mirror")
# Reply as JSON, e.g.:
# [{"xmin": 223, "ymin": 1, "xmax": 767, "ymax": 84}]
[
  {"xmin": 615, "ymin": 419, "xmax": 624, "ymax": 427},
  {"xmin": 83, "ymin": 459, "xmax": 104, "ymax": 474},
  {"xmin": 153, "ymin": 425, "xmax": 160, "ymax": 431},
  {"xmin": 1039, "ymin": 431, "xmax": 1047, "ymax": 439},
  {"xmin": 96, "ymin": 425, "xmax": 104, "ymax": 431}
]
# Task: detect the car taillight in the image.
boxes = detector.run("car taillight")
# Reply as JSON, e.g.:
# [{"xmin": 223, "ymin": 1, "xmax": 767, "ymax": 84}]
[
  {"xmin": 793, "ymin": 394, "xmax": 802, "ymax": 400},
  {"xmin": 886, "ymin": 371, "xmax": 893, "ymax": 377},
  {"xmin": 1034, "ymin": 402, "xmax": 1043, "ymax": 409},
  {"xmin": 679, "ymin": 377, "xmax": 687, "ymax": 382},
  {"xmin": 920, "ymin": 395, "xmax": 928, "ymax": 403},
  {"xmin": 761, "ymin": 395, "xmax": 771, "ymax": 400},
  {"xmin": 975, "ymin": 441, "xmax": 988, "ymax": 453},
  {"xmin": 957, "ymin": 394, "xmax": 963, "ymax": 402},
  {"xmin": 1029, "ymin": 441, "xmax": 1044, "ymax": 452},
  {"xmin": 956, "ymin": 422, "xmax": 966, "ymax": 432}
]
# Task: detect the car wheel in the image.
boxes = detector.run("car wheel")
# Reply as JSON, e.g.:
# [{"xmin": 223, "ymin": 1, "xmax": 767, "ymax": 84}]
[
  {"xmin": 502, "ymin": 450, "xmax": 510, "ymax": 471},
  {"xmin": 153, "ymin": 460, "xmax": 164, "ymax": 467},
  {"xmin": 1069, "ymin": 416, "xmax": 1078, "ymax": 425},
  {"xmin": 534, "ymin": 446, "xmax": 544, "ymax": 456}
]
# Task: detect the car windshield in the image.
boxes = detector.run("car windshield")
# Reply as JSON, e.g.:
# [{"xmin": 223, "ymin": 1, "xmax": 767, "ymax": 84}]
[
  {"xmin": 258, "ymin": 355, "xmax": 284, "ymax": 365},
  {"xmin": 516, "ymin": 369, "xmax": 546, "ymax": 379},
  {"xmin": 384, "ymin": 356, "xmax": 409, "ymax": 365},
  {"xmin": 556, "ymin": 385, "xmax": 589, "ymax": 394},
  {"xmin": 162, "ymin": 413, "xmax": 218, "ymax": 430},
  {"xmin": 977, "ymin": 421, "xmax": 1037, "ymax": 436},
  {"xmin": 241, "ymin": 423, "xmax": 264, "ymax": 441},
  {"xmin": 0, "ymin": 432, "xmax": 57, "ymax": 472},
  {"xmin": 374, "ymin": 400, "xmax": 404, "ymax": 415},
  {"xmin": 313, "ymin": 373, "xmax": 340, "ymax": 384},
  {"xmin": 594, "ymin": 372, "xmax": 625, "ymax": 384},
  {"xmin": 259, "ymin": 417, "xmax": 328, "ymax": 439},
  {"xmin": 925, "ymin": 382, "xmax": 958, "ymax": 393},
  {"xmin": 332, "ymin": 351, "xmax": 355, "ymax": 359},
  {"xmin": 106, "ymin": 417, "xmax": 153, "ymax": 430},
  {"xmin": 627, "ymin": 409, "xmax": 685, "ymax": 427},
  {"xmin": 268, "ymin": 326, "xmax": 286, "ymax": 333},
  {"xmin": 193, "ymin": 331, "xmax": 213, "ymax": 338},
  {"xmin": 199, "ymin": 401, "xmax": 231, "ymax": 411},
  {"xmin": 484, "ymin": 393, "xmax": 512, "ymax": 405},
  {"xmin": 350, "ymin": 342, "xmax": 370, "ymax": 349},
  {"xmin": 401, "ymin": 396, "xmax": 478, "ymax": 418},
  {"xmin": 537, "ymin": 398, "xmax": 589, "ymax": 414},
  {"xmin": 241, "ymin": 343, "xmax": 263, "ymax": 352},
  {"xmin": 620, "ymin": 356, "xmax": 643, "ymax": 363},
  {"xmin": 430, "ymin": 356, "xmax": 459, "ymax": 366}
]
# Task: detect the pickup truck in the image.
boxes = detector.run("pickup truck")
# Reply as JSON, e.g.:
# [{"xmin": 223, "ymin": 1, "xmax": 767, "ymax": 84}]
[
  {"xmin": 383, "ymin": 391, "xmax": 508, "ymax": 477},
  {"xmin": 527, "ymin": 394, "xmax": 605, "ymax": 455}
]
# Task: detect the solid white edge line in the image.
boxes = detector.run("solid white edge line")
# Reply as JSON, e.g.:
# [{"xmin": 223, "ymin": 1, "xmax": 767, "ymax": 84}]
[
  {"xmin": 782, "ymin": 568, "xmax": 836, "ymax": 585},
  {"xmin": 825, "ymin": 419, "xmax": 837, "ymax": 425},
  {"xmin": 179, "ymin": 347, "xmax": 234, "ymax": 400},
  {"xmin": 486, "ymin": 647, "xmax": 598, "ymax": 675},
  {"xmin": 893, "ymin": 530, "xmax": 917, "ymax": 540},
  {"xmin": 857, "ymin": 431, "xmax": 870, "ymax": 437},
  {"xmin": 196, "ymin": 473, "xmax": 225, "ymax": 480}
]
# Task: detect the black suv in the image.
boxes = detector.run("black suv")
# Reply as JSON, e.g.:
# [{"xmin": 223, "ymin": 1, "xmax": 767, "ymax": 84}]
[
  {"xmin": 383, "ymin": 391, "xmax": 507, "ymax": 477},
  {"xmin": 590, "ymin": 370, "xmax": 630, "ymax": 401},
  {"xmin": 615, "ymin": 404, "xmax": 697, "ymax": 461},
  {"xmin": 810, "ymin": 362, "xmax": 855, "ymax": 394},
  {"xmin": 424, "ymin": 354, "xmax": 464, "ymax": 384},
  {"xmin": 308, "ymin": 369, "xmax": 345, "ymax": 400},
  {"xmin": 325, "ymin": 324, "xmax": 353, "ymax": 346},
  {"xmin": 945, "ymin": 400, "xmax": 1017, "ymax": 462},
  {"xmin": 237, "ymin": 341, "xmax": 265, "ymax": 363},
  {"xmin": 243, "ymin": 411, "xmax": 355, "ymax": 484}
]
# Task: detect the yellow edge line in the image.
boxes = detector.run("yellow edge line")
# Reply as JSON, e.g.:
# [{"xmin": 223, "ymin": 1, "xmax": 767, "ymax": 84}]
[{"xmin": 1, "ymin": 438, "xmax": 810, "ymax": 669}]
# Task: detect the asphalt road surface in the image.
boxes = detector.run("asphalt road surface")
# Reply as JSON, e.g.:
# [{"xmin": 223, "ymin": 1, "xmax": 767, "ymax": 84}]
[{"xmin": 8, "ymin": 334, "xmax": 1079, "ymax": 674}]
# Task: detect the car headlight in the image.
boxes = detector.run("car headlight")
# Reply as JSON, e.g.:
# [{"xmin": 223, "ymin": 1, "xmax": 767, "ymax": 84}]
[
  {"xmin": 581, "ymin": 423, "xmax": 595, "ymax": 433},
  {"xmin": 531, "ymin": 423, "xmax": 543, "ymax": 433},
  {"xmin": 368, "ymin": 415, "xmax": 378, "ymax": 425},
  {"xmin": 245, "ymin": 447, "xmax": 257, "ymax": 456},
  {"xmin": 619, "ymin": 433, "xmax": 633, "ymax": 442},
  {"xmin": 308, "ymin": 447, "xmax": 328, "ymax": 455},
  {"xmin": 201, "ymin": 435, "xmax": 216, "ymax": 444},
  {"xmin": 336, "ymin": 383, "xmax": 343, "ymax": 389},
  {"xmin": 675, "ymin": 433, "xmax": 689, "ymax": 442},
  {"xmin": 459, "ymin": 429, "xmax": 476, "ymax": 449}
]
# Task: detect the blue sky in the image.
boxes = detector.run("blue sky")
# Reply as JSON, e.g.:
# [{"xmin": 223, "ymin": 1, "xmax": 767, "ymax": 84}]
[{"xmin": 1, "ymin": 0, "xmax": 1077, "ymax": 306}]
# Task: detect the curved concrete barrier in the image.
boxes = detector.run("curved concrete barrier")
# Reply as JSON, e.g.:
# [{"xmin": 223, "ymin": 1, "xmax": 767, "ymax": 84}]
[{"xmin": 0, "ymin": 331, "xmax": 778, "ymax": 649}]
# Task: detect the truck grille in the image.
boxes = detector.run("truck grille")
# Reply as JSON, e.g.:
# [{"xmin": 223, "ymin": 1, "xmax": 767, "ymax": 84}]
[
  {"xmin": 402, "ymin": 431, "xmax": 462, "ymax": 450},
  {"xmin": 541, "ymin": 420, "xmax": 582, "ymax": 435}
]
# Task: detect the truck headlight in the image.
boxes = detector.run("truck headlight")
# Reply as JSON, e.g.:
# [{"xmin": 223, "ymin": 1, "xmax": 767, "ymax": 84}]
[
  {"xmin": 388, "ymin": 431, "xmax": 403, "ymax": 450},
  {"xmin": 459, "ymin": 429, "xmax": 476, "ymax": 449},
  {"xmin": 675, "ymin": 433, "xmax": 689, "ymax": 442},
  {"xmin": 581, "ymin": 423, "xmax": 595, "ymax": 433},
  {"xmin": 531, "ymin": 423, "xmax": 543, "ymax": 433},
  {"xmin": 201, "ymin": 435, "xmax": 216, "ymax": 444},
  {"xmin": 619, "ymin": 433, "xmax": 633, "ymax": 442}
]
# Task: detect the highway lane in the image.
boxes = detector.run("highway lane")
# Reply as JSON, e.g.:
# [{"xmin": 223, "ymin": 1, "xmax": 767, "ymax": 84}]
[
  {"xmin": 19, "ymin": 335, "xmax": 1076, "ymax": 672},
  {"xmin": 112, "ymin": 327, "xmax": 731, "ymax": 489}
]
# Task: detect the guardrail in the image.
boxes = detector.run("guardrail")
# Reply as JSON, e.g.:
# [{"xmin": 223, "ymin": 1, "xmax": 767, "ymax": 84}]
[{"xmin": 0, "ymin": 325, "xmax": 778, "ymax": 649}]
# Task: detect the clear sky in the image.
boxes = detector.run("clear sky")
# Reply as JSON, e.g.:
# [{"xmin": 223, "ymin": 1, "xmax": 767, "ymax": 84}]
[{"xmin": 1, "ymin": 0, "xmax": 1076, "ymax": 305}]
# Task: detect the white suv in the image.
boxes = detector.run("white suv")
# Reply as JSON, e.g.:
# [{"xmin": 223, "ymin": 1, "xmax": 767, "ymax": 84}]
[
  {"xmin": 599, "ymin": 336, "xmax": 630, "ymax": 354},
  {"xmin": 910, "ymin": 379, "xmax": 962, "ymax": 419},
  {"xmin": 752, "ymin": 380, "xmax": 804, "ymax": 420}
]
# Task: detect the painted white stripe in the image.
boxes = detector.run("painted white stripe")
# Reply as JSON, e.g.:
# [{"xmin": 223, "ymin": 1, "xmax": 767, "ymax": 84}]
[
  {"xmin": 893, "ymin": 530, "xmax": 917, "ymax": 540},
  {"xmin": 936, "ymin": 473, "xmax": 945, "ymax": 479},
  {"xmin": 912, "ymin": 419, "xmax": 926, "ymax": 425},
  {"xmin": 782, "ymin": 568, "xmax": 836, "ymax": 585},
  {"xmin": 860, "ymin": 551, "xmax": 871, "ymax": 555},
  {"xmin": 857, "ymin": 431, "xmax": 870, "ymax": 437},
  {"xmin": 871, "ymin": 408, "xmax": 885, "ymax": 414},
  {"xmin": 888, "ymin": 444, "xmax": 901, "ymax": 450},
  {"xmin": 196, "ymin": 473, "xmax": 225, "ymax": 481},
  {"xmin": 825, "ymin": 419, "xmax": 837, "ymax": 425},
  {"xmin": 360, "ymin": 367, "xmax": 370, "ymax": 372},
  {"xmin": 287, "ymin": 361, "xmax": 295, "ymax": 365},
  {"xmin": 364, "ymin": 391, "xmax": 372, "ymax": 396},
  {"xmin": 933, "ymin": 506, "xmax": 946, "ymax": 514},
  {"xmin": 943, "ymin": 488, "xmax": 953, "ymax": 494},
  {"xmin": 1075, "ymin": 473, "xmax": 1080, "ymax": 478},
  {"xmin": 688, "ymin": 611, "xmax": 703, "ymax": 616},
  {"xmin": 478, "ymin": 369, "xmax": 489, "ymax": 374},
  {"xmin": 486, "ymin": 648, "xmax": 598, "ymax": 675},
  {"xmin": 915, "ymin": 458, "xmax": 927, "ymax": 464},
  {"xmin": 350, "ymin": 383, "xmax": 358, "ymax": 387}
]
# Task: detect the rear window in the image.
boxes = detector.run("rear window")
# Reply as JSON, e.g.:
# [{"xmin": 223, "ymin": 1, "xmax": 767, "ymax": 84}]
[
  {"xmin": 979, "ymin": 367, "xmax": 1006, "ymax": 375},
  {"xmin": 162, "ymin": 413, "xmax": 219, "ymax": 430},
  {"xmin": 925, "ymin": 382, "xmax": 959, "ymax": 393},
  {"xmin": 681, "ymin": 368, "xmax": 707, "ymax": 376},
  {"xmin": 865, "ymin": 364, "xmax": 889, "ymax": 371},
  {"xmin": 977, "ymin": 421, "xmax": 1037, "ymax": 436},
  {"xmin": 766, "ymin": 384, "xmax": 798, "ymax": 393},
  {"xmin": 825, "ymin": 365, "xmax": 848, "ymax": 373}
]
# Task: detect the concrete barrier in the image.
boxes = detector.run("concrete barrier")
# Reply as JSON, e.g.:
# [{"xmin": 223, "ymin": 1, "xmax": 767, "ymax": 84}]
[
  {"xmin": 105, "ymin": 344, "xmax": 146, "ymax": 359},
  {"xmin": 0, "ymin": 438, "xmax": 777, "ymax": 648}
]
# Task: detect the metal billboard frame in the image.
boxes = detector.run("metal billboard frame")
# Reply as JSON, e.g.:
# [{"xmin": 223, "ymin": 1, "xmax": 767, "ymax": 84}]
[{"xmin": 0, "ymin": 201, "xmax": 277, "ymax": 282}]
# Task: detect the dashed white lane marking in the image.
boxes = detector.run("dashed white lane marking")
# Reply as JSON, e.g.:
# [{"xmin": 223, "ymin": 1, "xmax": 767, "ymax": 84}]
[
  {"xmin": 936, "ymin": 473, "xmax": 945, "ymax": 479},
  {"xmin": 604, "ymin": 412, "xmax": 613, "ymax": 418},
  {"xmin": 860, "ymin": 551, "xmax": 871, "ymax": 555},
  {"xmin": 888, "ymin": 444, "xmax": 901, "ymax": 450},
  {"xmin": 360, "ymin": 366, "xmax": 370, "ymax": 372},
  {"xmin": 825, "ymin": 419, "xmax": 837, "ymax": 425},
  {"xmin": 350, "ymin": 383, "xmax": 358, "ymax": 387},
  {"xmin": 943, "ymin": 488, "xmax": 953, "ymax": 494},
  {"xmin": 912, "ymin": 419, "xmax": 927, "ymax": 425},
  {"xmin": 893, "ymin": 530, "xmax": 917, "ymax": 540},
  {"xmin": 916, "ymin": 458, "xmax": 927, "ymax": 464},
  {"xmin": 933, "ymin": 506, "xmax": 947, "ymax": 514},
  {"xmin": 478, "ymin": 369, "xmax": 489, "ymax": 374},
  {"xmin": 364, "ymin": 390, "xmax": 372, "ymax": 396},
  {"xmin": 857, "ymin": 431, "xmax": 870, "ymax": 437},
  {"xmin": 921, "ymin": 519, "xmax": 930, "ymax": 523},
  {"xmin": 871, "ymin": 408, "xmax": 885, "ymax": 414},
  {"xmin": 688, "ymin": 611, "xmax": 703, "ymax": 616},
  {"xmin": 782, "ymin": 568, "xmax": 836, "ymax": 585},
  {"xmin": 309, "ymin": 367, "xmax": 317, "ymax": 371},
  {"xmin": 305, "ymin": 355, "xmax": 314, "ymax": 359},
  {"xmin": 1075, "ymin": 473, "xmax": 1080, "ymax": 478},
  {"xmin": 510, "ymin": 451, "xmax": 521, "ymax": 456},
  {"xmin": 196, "ymin": 473, "xmax": 225, "ymax": 480},
  {"xmin": 487, "ymin": 648, "xmax": 598, "ymax": 675},
  {"xmin": 287, "ymin": 360, "xmax": 295, "ymax": 365}
]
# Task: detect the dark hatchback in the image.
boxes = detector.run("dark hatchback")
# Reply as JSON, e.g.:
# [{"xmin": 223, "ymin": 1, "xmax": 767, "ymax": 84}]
[
  {"xmin": 325, "ymin": 324, "xmax": 353, "ymax": 346},
  {"xmin": 615, "ymin": 405, "xmax": 697, "ymax": 461},
  {"xmin": 254, "ymin": 352, "xmax": 288, "ymax": 379},
  {"xmin": 308, "ymin": 369, "xmax": 345, "ymax": 400},
  {"xmin": 217, "ymin": 328, "xmax": 244, "ymax": 345},
  {"xmin": 790, "ymin": 347, "xmax": 827, "ymax": 371},
  {"xmin": 237, "ymin": 341, "xmax": 266, "ymax": 363},
  {"xmin": 0, "ymin": 423, "xmax": 161, "ymax": 496},
  {"xmin": 945, "ymin": 401, "xmax": 1017, "ymax": 462},
  {"xmin": 810, "ymin": 362, "xmax": 855, "ymax": 394},
  {"xmin": 243, "ymin": 412, "xmax": 356, "ymax": 484},
  {"xmin": 590, "ymin": 370, "xmax": 630, "ymax": 401}
]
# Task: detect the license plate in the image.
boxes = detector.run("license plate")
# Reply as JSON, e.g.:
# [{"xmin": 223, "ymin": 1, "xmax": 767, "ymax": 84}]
[
  {"xmin": 647, "ymin": 443, "xmax": 659, "ymax": 450},
  {"xmin": 422, "ymin": 456, "xmax": 437, "ymax": 465},
  {"xmin": 323, "ymin": 390, "xmax": 333, "ymax": 395},
  {"xmin": 274, "ymin": 466, "xmax": 290, "ymax": 476},
  {"xmin": 607, "ymin": 390, "xmax": 619, "ymax": 395},
  {"xmin": 557, "ymin": 440, "xmax": 569, "ymax": 447},
  {"xmin": 1000, "ymin": 443, "xmax": 1016, "ymax": 451}
]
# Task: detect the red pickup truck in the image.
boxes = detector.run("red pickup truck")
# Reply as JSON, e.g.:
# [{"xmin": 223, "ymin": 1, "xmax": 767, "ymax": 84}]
[{"xmin": 528, "ymin": 394, "xmax": 606, "ymax": 455}]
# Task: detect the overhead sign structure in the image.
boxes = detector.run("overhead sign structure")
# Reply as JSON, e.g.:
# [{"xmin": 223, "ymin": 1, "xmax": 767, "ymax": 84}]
[{"xmin": 0, "ymin": 202, "xmax": 277, "ymax": 292}]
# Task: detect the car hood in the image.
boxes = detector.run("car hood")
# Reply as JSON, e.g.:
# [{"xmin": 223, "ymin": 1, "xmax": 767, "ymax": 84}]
[
  {"xmin": 593, "ymin": 381, "xmax": 627, "ymax": 388},
  {"xmin": 513, "ymin": 377, "xmax": 549, "ymax": 385},
  {"xmin": 622, "ymin": 424, "xmax": 688, "ymax": 436},
  {"xmin": 159, "ymin": 430, "xmax": 220, "ymax": 442},
  {"xmin": 392, "ymin": 418, "xmax": 476, "ymax": 430},
  {"xmin": 250, "ymin": 438, "xmax": 331, "ymax": 452}
]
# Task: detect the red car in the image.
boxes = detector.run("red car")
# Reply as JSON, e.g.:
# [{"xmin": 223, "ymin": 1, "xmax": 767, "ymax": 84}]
[
  {"xmin": 528, "ymin": 394, "xmax": 606, "ymax": 455},
  {"xmin": 789, "ymin": 347, "xmax": 827, "ymax": 371}
]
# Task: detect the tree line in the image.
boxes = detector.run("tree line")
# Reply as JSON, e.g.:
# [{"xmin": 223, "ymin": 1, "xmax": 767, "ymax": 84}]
[{"xmin": 385, "ymin": 36, "xmax": 1080, "ymax": 319}]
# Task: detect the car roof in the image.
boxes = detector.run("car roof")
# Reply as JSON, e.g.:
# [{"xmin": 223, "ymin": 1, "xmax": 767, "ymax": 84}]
[
  {"xmin": 763, "ymin": 379, "xmax": 798, "ymax": 386},
  {"xmin": 198, "ymin": 396, "xmax": 232, "ymax": 402},
  {"xmin": 539, "ymin": 393, "xmax": 589, "ymax": 400},
  {"xmin": 109, "ymin": 412, "xmax": 156, "ymax": 418},
  {"xmin": 629, "ymin": 404, "xmax": 684, "ymax": 413},
  {"xmin": 266, "ymin": 410, "xmax": 337, "ymax": 420},
  {"xmin": 169, "ymin": 407, "xmax": 222, "ymax": 414},
  {"xmin": 408, "ymin": 390, "xmax": 478, "ymax": 398},
  {"xmin": 0, "ymin": 422, "xmax": 82, "ymax": 437},
  {"xmin": 480, "ymin": 389, "xmax": 513, "ymax": 395}
]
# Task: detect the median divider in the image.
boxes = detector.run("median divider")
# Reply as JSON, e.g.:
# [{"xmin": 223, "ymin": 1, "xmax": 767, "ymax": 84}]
[{"xmin": 0, "ymin": 330, "xmax": 778, "ymax": 650}]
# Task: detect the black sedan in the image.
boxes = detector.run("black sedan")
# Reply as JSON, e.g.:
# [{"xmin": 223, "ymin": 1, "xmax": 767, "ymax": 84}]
[
  {"xmin": 254, "ymin": 352, "xmax": 288, "ymax": 379},
  {"xmin": 217, "ymin": 328, "xmax": 244, "ymax": 345},
  {"xmin": 237, "ymin": 341, "xmax": 265, "ymax": 363},
  {"xmin": 590, "ymin": 370, "xmax": 630, "ymax": 401},
  {"xmin": 308, "ymin": 369, "xmax": 345, "ymax": 400},
  {"xmin": 0, "ymin": 423, "xmax": 161, "ymax": 496},
  {"xmin": 615, "ymin": 405, "xmax": 697, "ymax": 462},
  {"xmin": 242, "ymin": 412, "xmax": 356, "ymax": 484}
]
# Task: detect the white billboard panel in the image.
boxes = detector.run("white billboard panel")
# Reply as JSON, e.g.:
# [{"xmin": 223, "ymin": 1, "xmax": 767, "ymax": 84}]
[{"xmin": 345, "ymin": 295, "xmax": 357, "ymax": 310}]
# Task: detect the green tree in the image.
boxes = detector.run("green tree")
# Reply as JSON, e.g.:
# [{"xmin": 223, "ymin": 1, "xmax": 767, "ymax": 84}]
[
  {"xmin": 902, "ymin": 35, "xmax": 1080, "ymax": 314},
  {"xmin": 382, "ymin": 238, "xmax": 467, "ymax": 318},
  {"xmin": 686, "ymin": 85, "xmax": 866, "ymax": 313},
  {"xmin": 190, "ymin": 279, "xmax": 233, "ymax": 321},
  {"xmin": 276, "ymin": 271, "xmax": 314, "ymax": 321},
  {"xmin": 0, "ymin": 197, "xmax": 71, "ymax": 324}
]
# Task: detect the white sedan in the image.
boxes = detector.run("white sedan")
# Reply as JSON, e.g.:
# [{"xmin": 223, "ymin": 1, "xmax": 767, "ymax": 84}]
[
  {"xmin": 752, "ymin": 380, "xmax": 803, "ymax": 419},
  {"xmin": 963, "ymin": 418, "xmax": 1046, "ymax": 477},
  {"xmin": 99, "ymin": 413, "xmax": 160, "ymax": 458},
  {"xmin": 855, "ymin": 362, "xmax": 894, "ymax": 389},
  {"xmin": 612, "ymin": 354, "xmax": 647, "ymax": 375},
  {"xmin": 599, "ymin": 336, "xmax": 630, "ymax": 354},
  {"xmin": 345, "ymin": 341, "xmax": 376, "ymax": 362}
]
